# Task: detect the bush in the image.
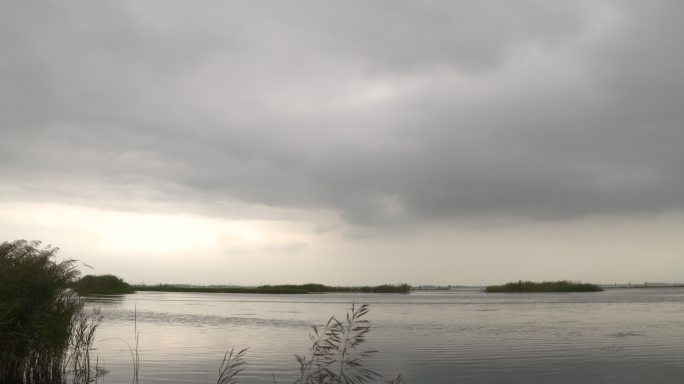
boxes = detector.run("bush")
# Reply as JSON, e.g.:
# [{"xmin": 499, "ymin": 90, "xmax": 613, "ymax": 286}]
[
  {"xmin": 72, "ymin": 274, "xmax": 134, "ymax": 295},
  {"xmin": 0, "ymin": 240, "xmax": 101, "ymax": 384}
]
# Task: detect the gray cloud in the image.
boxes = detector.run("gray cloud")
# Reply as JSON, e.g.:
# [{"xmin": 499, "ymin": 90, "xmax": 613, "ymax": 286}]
[{"xmin": 2, "ymin": 1, "xmax": 683, "ymax": 226}]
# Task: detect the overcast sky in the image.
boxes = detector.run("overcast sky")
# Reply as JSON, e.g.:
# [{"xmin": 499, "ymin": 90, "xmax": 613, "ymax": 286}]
[{"xmin": 2, "ymin": 1, "xmax": 683, "ymax": 285}]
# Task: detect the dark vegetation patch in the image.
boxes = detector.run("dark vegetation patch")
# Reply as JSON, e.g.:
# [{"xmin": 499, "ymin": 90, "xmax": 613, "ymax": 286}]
[
  {"xmin": 0, "ymin": 240, "xmax": 100, "ymax": 384},
  {"xmin": 485, "ymin": 280, "xmax": 603, "ymax": 293},
  {"xmin": 133, "ymin": 283, "xmax": 411, "ymax": 294},
  {"xmin": 72, "ymin": 274, "xmax": 135, "ymax": 295}
]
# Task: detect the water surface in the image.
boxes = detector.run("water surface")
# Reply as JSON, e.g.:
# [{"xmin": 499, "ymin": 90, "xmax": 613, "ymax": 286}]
[{"xmin": 86, "ymin": 288, "xmax": 684, "ymax": 383}]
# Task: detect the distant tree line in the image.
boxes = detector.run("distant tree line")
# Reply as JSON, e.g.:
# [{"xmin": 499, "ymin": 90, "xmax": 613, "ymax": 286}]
[
  {"xmin": 485, "ymin": 280, "xmax": 603, "ymax": 293},
  {"xmin": 71, "ymin": 274, "xmax": 135, "ymax": 295},
  {"xmin": 133, "ymin": 283, "xmax": 411, "ymax": 294}
]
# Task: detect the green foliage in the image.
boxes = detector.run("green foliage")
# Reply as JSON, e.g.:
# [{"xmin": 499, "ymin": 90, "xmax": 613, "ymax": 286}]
[
  {"xmin": 72, "ymin": 274, "xmax": 135, "ymax": 295},
  {"xmin": 485, "ymin": 280, "xmax": 603, "ymax": 293},
  {"xmin": 0, "ymin": 239, "xmax": 101, "ymax": 384},
  {"xmin": 133, "ymin": 283, "xmax": 411, "ymax": 294}
]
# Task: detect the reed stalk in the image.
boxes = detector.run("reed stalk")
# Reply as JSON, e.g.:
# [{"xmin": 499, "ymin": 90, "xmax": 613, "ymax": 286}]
[{"xmin": 0, "ymin": 239, "xmax": 101, "ymax": 384}]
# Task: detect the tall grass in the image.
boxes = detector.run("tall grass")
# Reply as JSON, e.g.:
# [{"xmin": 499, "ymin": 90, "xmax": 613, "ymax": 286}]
[
  {"xmin": 294, "ymin": 303, "xmax": 404, "ymax": 383},
  {"xmin": 132, "ymin": 304, "xmax": 140, "ymax": 384},
  {"xmin": 62, "ymin": 309, "xmax": 103, "ymax": 384},
  {"xmin": 0, "ymin": 240, "xmax": 101, "ymax": 384},
  {"xmin": 293, "ymin": 303, "xmax": 380, "ymax": 383},
  {"xmin": 216, "ymin": 303, "xmax": 404, "ymax": 384},
  {"xmin": 216, "ymin": 348, "xmax": 248, "ymax": 384}
]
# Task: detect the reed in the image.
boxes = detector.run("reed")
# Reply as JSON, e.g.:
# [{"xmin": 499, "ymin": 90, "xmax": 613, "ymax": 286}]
[
  {"xmin": 291, "ymin": 303, "xmax": 381, "ymax": 383},
  {"xmin": 213, "ymin": 303, "xmax": 404, "ymax": 384},
  {"xmin": 485, "ymin": 280, "xmax": 603, "ymax": 293},
  {"xmin": 216, "ymin": 348, "xmax": 248, "ymax": 384},
  {"xmin": 0, "ymin": 240, "xmax": 101, "ymax": 384}
]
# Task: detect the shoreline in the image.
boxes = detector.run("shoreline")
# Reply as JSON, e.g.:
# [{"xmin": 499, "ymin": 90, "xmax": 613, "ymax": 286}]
[{"xmin": 130, "ymin": 283, "xmax": 411, "ymax": 294}]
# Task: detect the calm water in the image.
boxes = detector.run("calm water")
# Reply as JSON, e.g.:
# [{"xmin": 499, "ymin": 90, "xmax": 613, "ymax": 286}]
[{"xmin": 85, "ymin": 288, "xmax": 684, "ymax": 383}]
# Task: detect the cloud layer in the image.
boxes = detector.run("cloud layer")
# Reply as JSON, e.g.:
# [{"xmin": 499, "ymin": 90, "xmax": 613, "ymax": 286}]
[{"xmin": 2, "ymin": 1, "xmax": 684, "ymax": 227}]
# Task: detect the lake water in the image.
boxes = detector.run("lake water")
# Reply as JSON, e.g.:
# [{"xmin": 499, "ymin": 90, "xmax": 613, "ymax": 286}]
[{"xmin": 85, "ymin": 288, "xmax": 684, "ymax": 383}]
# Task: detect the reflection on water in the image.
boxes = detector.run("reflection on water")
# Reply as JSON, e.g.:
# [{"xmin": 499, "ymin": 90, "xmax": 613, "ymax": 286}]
[
  {"xmin": 85, "ymin": 288, "xmax": 684, "ymax": 383},
  {"xmin": 82, "ymin": 294, "xmax": 128, "ymax": 305}
]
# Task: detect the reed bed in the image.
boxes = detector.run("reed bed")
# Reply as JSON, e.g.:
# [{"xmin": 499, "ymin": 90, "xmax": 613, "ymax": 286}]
[
  {"xmin": 133, "ymin": 283, "xmax": 411, "ymax": 295},
  {"xmin": 485, "ymin": 280, "xmax": 603, "ymax": 293},
  {"xmin": 0, "ymin": 240, "xmax": 101, "ymax": 384},
  {"xmin": 72, "ymin": 274, "xmax": 135, "ymax": 295}
]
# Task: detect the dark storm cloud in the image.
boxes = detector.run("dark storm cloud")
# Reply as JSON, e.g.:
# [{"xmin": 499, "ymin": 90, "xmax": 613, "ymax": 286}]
[{"xmin": 1, "ymin": 1, "xmax": 683, "ymax": 225}]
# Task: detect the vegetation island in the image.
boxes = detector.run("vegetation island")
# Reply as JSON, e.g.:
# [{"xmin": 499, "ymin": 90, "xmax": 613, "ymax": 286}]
[
  {"xmin": 485, "ymin": 280, "xmax": 603, "ymax": 293},
  {"xmin": 67, "ymin": 273, "xmax": 410, "ymax": 295},
  {"xmin": 68, "ymin": 278, "xmax": 411, "ymax": 295},
  {"xmin": 72, "ymin": 274, "xmax": 135, "ymax": 294},
  {"xmin": 133, "ymin": 282, "xmax": 411, "ymax": 294}
]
